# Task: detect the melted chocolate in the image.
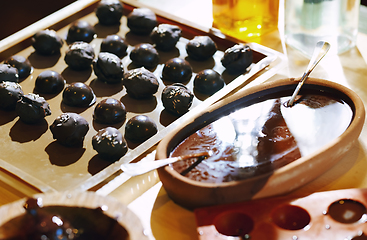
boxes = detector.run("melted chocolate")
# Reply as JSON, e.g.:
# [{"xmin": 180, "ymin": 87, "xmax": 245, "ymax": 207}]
[
  {"xmin": 0, "ymin": 197, "xmax": 128, "ymax": 240},
  {"xmin": 328, "ymin": 199, "xmax": 366, "ymax": 223},
  {"xmin": 170, "ymin": 94, "xmax": 352, "ymax": 183}
]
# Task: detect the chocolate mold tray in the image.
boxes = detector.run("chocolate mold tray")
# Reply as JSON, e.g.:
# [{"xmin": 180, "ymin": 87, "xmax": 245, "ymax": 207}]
[
  {"xmin": 0, "ymin": 0, "xmax": 284, "ymax": 193},
  {"xmin": 195, "ymin": 188, "xmax": 367, "ymax": 240}
]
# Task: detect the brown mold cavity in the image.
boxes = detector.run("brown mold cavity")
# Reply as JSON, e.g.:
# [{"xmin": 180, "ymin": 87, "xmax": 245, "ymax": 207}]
[
  {"xmin": 271, "ymin": 204, "xmax": 311, "ymax": 230},
  {"xmin": 213, "ymin": 211, "xmax": 254, "ymax": 237}
]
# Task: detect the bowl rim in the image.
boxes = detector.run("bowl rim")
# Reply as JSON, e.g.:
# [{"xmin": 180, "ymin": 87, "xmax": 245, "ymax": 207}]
[{"xmin": 156, "ymin": 77, "xmax": 366, "ymax": 188}]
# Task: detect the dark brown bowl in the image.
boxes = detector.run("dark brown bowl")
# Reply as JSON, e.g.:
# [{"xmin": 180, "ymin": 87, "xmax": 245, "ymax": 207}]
[{"xmin": 156, "ymin": 78, "xmax": 365, "ymax": 209}]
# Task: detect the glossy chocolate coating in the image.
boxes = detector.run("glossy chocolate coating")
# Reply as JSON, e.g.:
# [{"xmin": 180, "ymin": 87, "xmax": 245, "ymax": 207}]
[
  {"xmin": 35, "ymin": 70, "xmax": 65, "ymax": 94},
  {"xmin": 50, "ymin": 112, "xmax": 89, "ymax": 147},
  {"xmin": 150, "ymin": 24, "xmax": 182, "ymax": 51},
  {"xmin": 92, "ymin": 127, "xmax": 128, "ymax": 161},
  {"xmin": 161, "ymin": 83, "xmax": 194, "ymax": 115},
  {"xmin": 0, "ymin": 63, "xmax": 19, "ymax": 83},
  {"xmin": 0, "ymin": 81, "xmax": 23, "ymax": 111},
  {"xmin": 4, "ymin": 55, "xmax": 32, "ymax": 79},
  {"xmin": 100, "ymin": 34, "xmax": 128, "ymax": 58},
  {"xmin": 66, "ymin": 20, "xmax": 96, "ymax": 43},
  {"xmin": 64, "ymin": 42, "xmax": 95, "ymax": 70},
  {"xmin": 328, "ymin": 199, "xmax": 366, "ymax": 223},
  {"xmin": 62, "ymin": 82, "xmax": 96, "ymax": 107},
  {"xmin": 161, "ymin": 57, "xmax": 192, "ymax": 83},
  {"xmin": 127, "ymin": 7, "xmax": 157, "ymax": 35},
  {"xmin": 16, "ymin": 93, "xmax": 51, "ymax": 124},
  {"xmin": 130, "ymin": 43, "xmax": 159, "ymax": 69},
  {"xmin": 186, "ymin": 36, "xmax": 217, "ymax": 61},
  {"xmin": 124, "ymin": 115, "xmax": 158, "ymax": 142},
  {"xmin": 123, "ymin": 67, "xmax": 159, "ymax": 99},
  {"xmin": 93, "ymin": 98, "xmax": 126, "ymax": 124},
  {"xmin": 95, "ymin": 0, "xmax": 124, "ymax": 25},
  {"xmin": 31, "ymin": 29, "xmax": 63, "ymax": 56},
  {"xmin": 221, "ymin": 44, "xmax": 253, "ymax": 74},
  {"xmin": 93, "ymin": 52, "xmax": 124, "ymax": 84},
  {"xmin": 194, "ymin": 69, "xmax": 225, "ymax": 95}
]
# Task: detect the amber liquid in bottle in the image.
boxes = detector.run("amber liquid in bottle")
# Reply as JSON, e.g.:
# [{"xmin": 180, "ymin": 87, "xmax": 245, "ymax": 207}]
[{"xmin": 212, "ymin": 0, "xmax": 279, "ymax": 40}]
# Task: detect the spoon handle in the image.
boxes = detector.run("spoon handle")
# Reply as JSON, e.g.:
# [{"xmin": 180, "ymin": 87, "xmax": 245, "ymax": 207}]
[
  {"xmin": 287, "ymin": 41, "xmax": 331, "ymax": 107},
  {"xmin": 121, "ymin": 152, "xmax": 210, "ymax": 176}
]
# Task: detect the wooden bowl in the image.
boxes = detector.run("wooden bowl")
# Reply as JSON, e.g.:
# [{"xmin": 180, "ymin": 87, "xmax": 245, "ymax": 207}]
[
  {"xmin": 0, "ymin": 191, "xmax": 149, "ymax": 240},
  {"xmin": 155, "ymin": 78, "xmax": 365, "ymax": 209}
]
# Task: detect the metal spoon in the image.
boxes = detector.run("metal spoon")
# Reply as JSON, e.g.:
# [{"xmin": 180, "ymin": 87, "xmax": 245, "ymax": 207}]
[
  {"xmin": 120, "ymin": 151, "xmax": 212, "ymax": 176},
  {"xmin": 287, "ymin": 41, "xmax": 331, "ymax": 107}
]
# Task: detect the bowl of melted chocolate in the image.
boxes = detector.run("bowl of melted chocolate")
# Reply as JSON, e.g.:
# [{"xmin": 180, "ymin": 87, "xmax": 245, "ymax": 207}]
[
  {"xmin": 155, "ymin": 78, "xmax": 365, "ymax": 209},
  {"xmin": 0, "ymin": 191, "xmax": 148, "ymax": 240}
]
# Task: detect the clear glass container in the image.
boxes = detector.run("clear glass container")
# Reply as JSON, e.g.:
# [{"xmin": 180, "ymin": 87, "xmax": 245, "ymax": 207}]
[{"xmin": 284, "ymin": 0, "xmax": 360, "ymax": 56}]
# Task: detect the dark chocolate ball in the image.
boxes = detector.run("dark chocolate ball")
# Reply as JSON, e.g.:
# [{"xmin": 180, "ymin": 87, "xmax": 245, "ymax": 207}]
[
  {"xmin": 186, "ymin": 36, "xmax": 217, "ymax": 60},
  {"xmin": 125, "ymin": 115, "xmax": 158, "ymax": 142},
  {"xmin": 16, "ymin": 93, "xmax": 51, "ymax": 124},
  {"xmin": 130, "ymin": 43, "xmax": 159, "ymax": 69},
  {"xmin": 0, "ymin": 81, "xmax": 23, "ymax": 111},
  {"xmin": 93, "ymin": 52, "xmax": 124, "ymax": 84},
  {"xmin": 161, "ymin": 58, "xmax": 192, "ymax": 83},
  {"xmin": 4, "ymin": 55, "xmax": 33, "ymax": 79},
  {"xmin": 35, "ymin": 70, "xmax": 65, "ymax": 94},
  {"xmin": 64, "ymin": 42, "xmax": 95, "ymax": 70},
  {"xmin": 127, "ymin": 8, "xmax": 157, "ymax": 35},
  {"xmin": 62, "ymin": 82, "xmax": 96, "ymax": 107},
  {"xmin": 95, "ymin": 0, "xmax": 124, "ymax": 26},
  {"xmin": 93, "ymin": 98, "xmax": 126, "ymax": 124},
  {"xmin": 100, "ymin": 35, "xmax": 128, "ymax": 58},
  {"xmin": 66, "ymin": 20, "xmax": 96, "ymax": 43},
  {"xmin": 221, "ymin": 44, "xmax": 253, "ymax": 74},
  {"xmin": 161, "ymin": 83, "xmax": 194, "ymax": 115},
  {"xmin": 0, "ymin": 63, "xmax": 19, "ymax": 83},
  {"xmin": 50, "ymin": 112, "xmax": 89, "ymax": 147},
  {"xmin": 150, "ymin": 24, "xmax": 182, "ymax": 51},
  {"xmin": 123, "ymin": 67, "xmax": 159, "ymax": 99},
  {"xmin": 31, "ymin": 29, "xmax": 63, "ymax": 56},
  {"xmin": 92, "ymin": 127, "xmax": 128, "ymax": 161},
  {"xmin": 194, "ymin": 69, "xmax": 225, "ymax": 95}
]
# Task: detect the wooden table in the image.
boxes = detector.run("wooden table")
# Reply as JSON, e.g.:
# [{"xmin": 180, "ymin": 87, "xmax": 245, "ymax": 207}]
[{"xmin": 1, "ymin": 0, "xmax": 367, "ymax": 239}]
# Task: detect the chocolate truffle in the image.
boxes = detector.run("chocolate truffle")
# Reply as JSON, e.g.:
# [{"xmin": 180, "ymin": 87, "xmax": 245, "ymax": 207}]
[
  {"xmin": 66, "ymin": 20, "xmax": 96, "ymax": 43},
  {"xmin": 92, "ymin": 127, "xmax": 128, "ymax": 160},
  {"xmin": 0, "ymin": 81, "xmax": 23, "ymax": 111},
  {"xmin": 93, "ymin": 52, "xmax": 124, "ymax": 84},
  {"xmin": 221, "ymin": 44, "xmax": 253, "ymax": 74},
  {"xmin": 0, "ymin": 63, "xmax": 19, "ymax": 83},
  {"xmin": 130, "ymin": 43, "xmax": 159, "ymax": 69},
  {"xmin": 35, "ymin": 70, "xmax": 65, "ymax": 94},
  {"xmin": 4, "ymin": 55, "xmax": 32, "ymax": 79},
  {"xmin": 194, "ymin": 69, "xmax": 225, "ymax": 95},
  {"xmin": 16, "ymin": 93, "xmax": 51, "ymax": 124},
  {"xmin": 50, "ymin": 112, "xmax": 89, "ymax": 147},
  {"xmin": 161, "ymin": 83, "xmax": 194, "ymax": 115},
  {"xmin": 100, "ymin": 34, "xmax": 128, "ymax": 58},
  {"xmin": 125, "ymin": 115, "xmax": 158, "ymax": 142},
  {"xmin": 31, "ymin": 29, "xmax": 63, "ymax": 56},
  {"xmin": 64, "ymin": 42, "xmax": 95, "ymax": 70},
  {"xmin": 127, "ymin": 8, "xmax": 157, "ymax": 35},
  {"xmin": 186, "ymin": 36, "xmax": 217, "ymax": 60},
  {"xmin": 161, "ymin": 58, "xmax": 192, "ymax": 83},
  {"xmin": 123, "ymin": 67, "xmax": 159, "ymax": 99},
  {"xmin": 62, "ymin": 82, "xmax": 96, "ymax": 107},
  {"xmin": 93, "ymin": 98, "xmax": 126, "ymax": 124},
  {"xmin": 150, "ymin": 24, "xmax": 182, "ymax": 51},
  {"xmin": 95, "ymin": 0, "xmax": 124, "ymax": 26}
]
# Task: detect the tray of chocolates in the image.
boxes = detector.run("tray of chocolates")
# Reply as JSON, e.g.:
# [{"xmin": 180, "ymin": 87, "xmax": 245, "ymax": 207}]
[
  {"xmin": 0, "ymin": 0, "xmax": 285, "ymax": 193},
  {"xmin": 194, "ymin": 188, "xmax": 367, "ymax": 240}
]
